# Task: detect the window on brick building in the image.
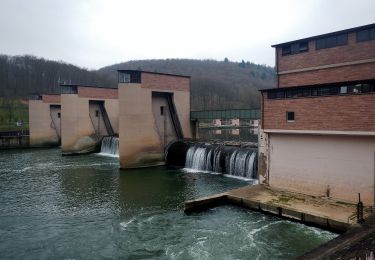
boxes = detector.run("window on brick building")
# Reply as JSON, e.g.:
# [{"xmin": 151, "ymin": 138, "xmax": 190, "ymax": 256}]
[
  {"xmin": 281, "ymin": 41, "xmax": 309, "ymax": 56},
  {"xmin": 316, "ymin": 33, "xmax": 348, "ymax": 49},
  {"xmin": 281, "ymin": 46, "xmax": 291, "ymax": 55},
  {"xmin": 357, "ymin": 27, "xmax": 375, "ymax": 42},
  {"xmin": 267, "ymin": 82, "xmax": 375, "ymax": 100},
  {"xmin": 268, "ymin": 90, "xmax": 285, "ymax": 99},
  {"xmin": 340, "ymin": 86, "xmax": 348, "ymax": 94},
  {"xmin": 286, "ymin": 112, "xmax": 295, "ymax": 122},
  {"xmin": 348, "ymin": 84, "xmax": 362, "ymax": 94}
]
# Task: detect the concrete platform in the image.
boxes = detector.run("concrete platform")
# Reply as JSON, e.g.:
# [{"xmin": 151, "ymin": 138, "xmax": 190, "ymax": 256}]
[{"xmin": 185, "ymin": 185, "xmax": 373, "ymax": 232}]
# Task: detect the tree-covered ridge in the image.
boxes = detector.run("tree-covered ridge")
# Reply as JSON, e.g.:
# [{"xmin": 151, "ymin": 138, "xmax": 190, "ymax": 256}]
[
  {"xmin": 0, "ymin": 55, "xmax": 275, "ymax": 110},
  {"xmin": 99, "ymin": 59, "xmax": 276, "ymax": 110},
  {"xmin": 0, "ymin": 55, "xmax": 113, "ymax": 98}
]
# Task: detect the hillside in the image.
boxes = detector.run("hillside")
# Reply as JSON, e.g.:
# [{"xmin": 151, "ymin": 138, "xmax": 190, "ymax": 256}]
[
  {"xmin": 0, "ymin": 55, "xmax": 275, "ymax": 110},
  {"xmin": 99, "ymin": 59, "xmax": 275, "ymax": 110},
  {"xmin": 0, "ymin": 55, "xmax": 114, "ymax": 98}
]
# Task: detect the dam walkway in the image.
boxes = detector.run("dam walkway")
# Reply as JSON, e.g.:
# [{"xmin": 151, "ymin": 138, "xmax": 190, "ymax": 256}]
[{"xmin": 185, "ymin": 185, "xmax": 373, "ymax": 232}]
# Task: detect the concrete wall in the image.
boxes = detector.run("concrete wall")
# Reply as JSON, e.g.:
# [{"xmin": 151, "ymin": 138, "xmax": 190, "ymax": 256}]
[
  {"xmin": 263, "ymin": 93, "xmax": 375, "ymax": 132},
  {"xmin": 61, "ymin": 92, "xmax": 118, "ymax": 154},
  {"xmin": 119, "ymin": 75, "xmax": 191, "ymax": 168},
  {"xmin": 268, "ymin": 134, "xmax": 375, "ymax": 206},
  {"xmin": 29, "ymin": 98, "xmax": 60, "ymax": 147},
  {"xmin": 276, "ymin": 31, "xmax": 375, "ymax": 87}
]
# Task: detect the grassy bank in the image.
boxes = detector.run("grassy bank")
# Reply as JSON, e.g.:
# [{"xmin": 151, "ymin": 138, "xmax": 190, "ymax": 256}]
[{"xmin": 0, "ymin": 98, "xmax": 29, "ymax": 131}]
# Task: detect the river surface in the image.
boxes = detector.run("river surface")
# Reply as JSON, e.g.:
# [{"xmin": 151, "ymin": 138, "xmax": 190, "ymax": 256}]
[{"xmin": 0, "ymin": 148, "xmax": 337, "ymax": 259}]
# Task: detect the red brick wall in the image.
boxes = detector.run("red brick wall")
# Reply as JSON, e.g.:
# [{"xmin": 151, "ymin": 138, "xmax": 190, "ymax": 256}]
[
  {"xmin": 262, "ymin": 93, "xmax": 375, "ymax": 131},
  {"xmin": 42, "ymin": 94, "xmax": 61, "ymax": 103},
  {"xmin": 78, "ymin": 87, "xmax": 118, "ymax": 99},
  {"xmin": 279, "ymin": 62, "xmax": 375, "ymax": 87},
  {"xmin": 142, "ymin": 73, "xmax": 190, "ymax": 92},
  {"xmin": 277, "ymin": 32, "xmax": 375, "ymax": 87}
]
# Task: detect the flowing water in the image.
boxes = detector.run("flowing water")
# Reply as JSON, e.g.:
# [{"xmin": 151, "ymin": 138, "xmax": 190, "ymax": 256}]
[
  {"xmin": 185, "ymin": 144, "xmax": 258, "ymax": 181},
  {"xmin": 0, "ymin": 148, "xmax": 337, "ymax": 259},
  {"xmin": 99, "ymin": 136, "xmax": 119, "ymax": 157}
]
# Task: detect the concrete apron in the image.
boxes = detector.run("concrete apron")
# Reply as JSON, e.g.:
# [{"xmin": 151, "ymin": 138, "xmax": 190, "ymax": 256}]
[{"xmin": 184, "ymin": 185, "xmax": 374, "ymax": 233}]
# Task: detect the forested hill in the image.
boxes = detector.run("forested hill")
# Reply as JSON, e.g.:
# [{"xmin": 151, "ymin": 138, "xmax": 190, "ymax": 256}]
[
  {"xmin": 99, "ymin": 59, "xmax": 275, "ymax": 110},
  {"xmin": 0, "ymin": 55, "xmax": 275, "ymax": 110},
  {"xmin": 0, "ymin": 55, "xmax": 113, "ymax": 98}
]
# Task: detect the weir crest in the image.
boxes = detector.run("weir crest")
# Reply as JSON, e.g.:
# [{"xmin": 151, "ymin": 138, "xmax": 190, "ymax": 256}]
[{"xmin": 184, "ymin": 143, "xmax": 258, "ymax": 180}]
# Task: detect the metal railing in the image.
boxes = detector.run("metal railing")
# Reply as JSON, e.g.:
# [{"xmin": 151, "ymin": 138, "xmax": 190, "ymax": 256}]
[{"xmin": 191, "ymin": 109, "xmax": 260, "ymax": 120}]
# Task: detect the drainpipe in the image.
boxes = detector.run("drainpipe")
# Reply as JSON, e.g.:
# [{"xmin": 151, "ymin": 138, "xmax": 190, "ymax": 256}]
[{"xmin": 275, "ymin": 47, "xmax": 279, "ymax": 88}]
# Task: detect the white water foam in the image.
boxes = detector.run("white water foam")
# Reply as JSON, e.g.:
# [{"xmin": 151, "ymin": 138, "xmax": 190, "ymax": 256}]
[
  {"xmin": 184, "ymin": 144, "xmax": 258, "ymax": 181},
  {"xmin": 99, "ymin": 136, "xmax": 119, "ymax": 157}
]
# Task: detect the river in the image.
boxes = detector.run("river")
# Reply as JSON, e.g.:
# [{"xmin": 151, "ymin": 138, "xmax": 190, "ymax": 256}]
[{"xmin": 0, "ymin": 148, "xmax": 336, "ymax": 259}]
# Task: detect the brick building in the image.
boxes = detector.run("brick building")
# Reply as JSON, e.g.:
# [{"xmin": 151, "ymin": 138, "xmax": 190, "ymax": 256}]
[{"xmin": 259, "ymin": 23, "xmax": 375, "ymax": 205}]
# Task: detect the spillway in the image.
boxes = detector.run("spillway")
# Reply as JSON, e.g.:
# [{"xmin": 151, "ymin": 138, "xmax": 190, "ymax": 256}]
[
  {"xmin": 182, "ymin": 143, "xmax": 257, "ymax": 180},
  {"xmin": 99, "ymin": 136, "xmax": 119, "ymax": 157}
]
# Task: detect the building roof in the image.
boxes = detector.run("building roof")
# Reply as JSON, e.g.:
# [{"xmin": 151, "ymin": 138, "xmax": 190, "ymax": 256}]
[
  {"xmin": 271, "ymin": 23, "xmax": 375, "ymax": 48},
  {"xmin": 117, "ymin": 69, "xmax": 191, "ymax": 78},
  {"xmin": 59, "ymin": 84, "xmax": 118, "ymax": 89}
]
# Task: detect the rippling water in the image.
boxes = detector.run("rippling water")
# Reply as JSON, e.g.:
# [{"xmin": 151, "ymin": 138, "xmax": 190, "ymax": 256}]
[{"xmin": 0, "ymin": 148, "xmax": 337, "ymax": 259}]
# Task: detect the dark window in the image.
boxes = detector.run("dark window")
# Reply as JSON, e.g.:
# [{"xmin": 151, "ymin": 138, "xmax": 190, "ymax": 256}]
[
  {"xmin": 316, "ymin": 33, "xmax": 348, "ymax": 49},
  {"xmin": 337, "ymin": 34, "xmax": 347, "ymax": 45},
  {"xmin": 118, "ymin": 71, "xmax": 141, "ymax": 83},
  {"xmin": 316, "ymin": 38, "xmax": 325, "ymax": 49},
  {"xmin": 318, "ymin": 87, "xmax": 330, "ymax": 96},
  {"xmin": 95, "ymin": 110, "xmax": 99, "ymax": 117},
  {"xmin": 371, "ymin": 29, "xmax": 375, "ymax": 40},
  {"xmin": 57, "ymin": 112, "xmax": 61, "ymax": 118},
  {"xmin": 291, "ymin": 44, "xmax": 299, "ymax": 54},
  {"xmin": 299, "ymin": 41, "xmax": 309, "ymax": 52},
  {"xmin": 286, "ymin": 89, "xmax": 300, "ymax": 98},
  {"xmin": 281, "ymin": 41, "xmax": 309, "ymax": 56},
  {"xmin": 311, "ymin": 88, "xmax": 318, "ymax": 96},
  {"xmin": 348, "ymin": 84, "xmax": 361, "ymax": 94},
  {"xmin": 362, "ymin": 84, "xmax": 371, "ymax": 93},
  {"xmin": 286, "ymin": 112, "xmax": 295, "ymax": 122},
  {"xmin": 282, "ymin": 46, "xmax": 291, "ymax": 55},
  {"xmin": 267, "ymin": 81, "xmax": 374, "ymax": 100},
  {"xmin": 160, "ymin": 106, "xmax": 164, "ymax": 115},
  {"xmin": 268, "ymin": 90, "xmax": 285, "ymax": 99},
  {"xmin": 357, "ymin": 28, "xmax": 375, "ymax": 42},
  {"xmin": 301, "ymin": 88, "xmax": 311, "ymax": 97},
  {"xmin": 329, "ymin": 86, "xmax": 339, "ymax": 95},
  {"xmin": 61, "ymin": 85, "xmax": 78, "ymax": 94}
]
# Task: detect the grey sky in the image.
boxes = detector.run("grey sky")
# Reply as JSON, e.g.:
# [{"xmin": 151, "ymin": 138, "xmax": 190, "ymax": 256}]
[{"xmin": 0, "ymin": 0, "xmax": 374, "ymax": 70}]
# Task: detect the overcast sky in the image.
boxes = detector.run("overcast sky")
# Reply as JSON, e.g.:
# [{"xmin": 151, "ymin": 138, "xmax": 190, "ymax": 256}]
[{"xmin": 0, "ymin": 0, "xmax": 374, "ymax": 70}]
